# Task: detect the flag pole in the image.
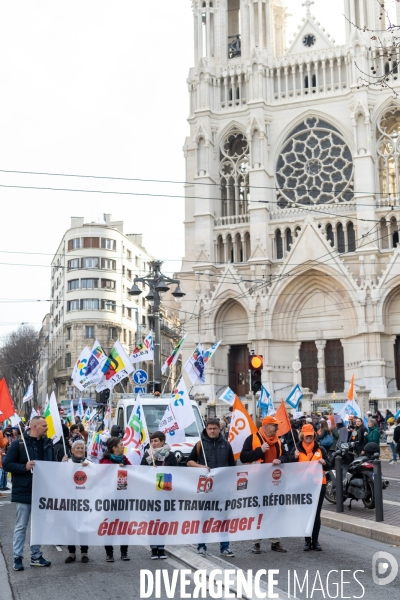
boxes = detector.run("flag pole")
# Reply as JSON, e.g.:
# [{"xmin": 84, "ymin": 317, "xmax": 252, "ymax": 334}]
[
  {"xmin": 190, "ymin": 405, "xmax": 208, "ymax": 469},
  {"xmin": 18, "ymin": 422, "xmax": 33, "ymax": 472},
  {"xmin": 161, "ymin": 370, "xmax": 172, "ymax": 395}
]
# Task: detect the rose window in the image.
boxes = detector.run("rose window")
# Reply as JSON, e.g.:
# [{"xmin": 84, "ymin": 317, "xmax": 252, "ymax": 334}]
[{"xmin": 276, "ymin": 117, "xmax": 354, "ymax": 208}]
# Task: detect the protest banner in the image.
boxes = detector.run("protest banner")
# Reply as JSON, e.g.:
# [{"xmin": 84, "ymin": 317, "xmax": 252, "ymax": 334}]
[{"xmin": 31, "ymin": 462, "xmax": 321, "ymax": 546}]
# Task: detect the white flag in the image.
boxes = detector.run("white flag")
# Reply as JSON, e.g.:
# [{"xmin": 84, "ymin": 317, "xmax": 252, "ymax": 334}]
[
  {"xmin": 72, "ymin": 347, "xmax": 92, "ymax": 391},
  {"xmin": 285, "ymin": 384, "xmax": 303, "ymax": 410},
  {"xmin": 122, "ymin": 395, "xmax": 150, "ymax": 464},
  {"xmin": 76, "ymin": 398, "xmax": 84, "ymax": 420},
  {"xmin": 219, "ymin": 387, "xmax": 235, "ymax": 406},
  {"xmin": 29, "ymin": 407, "xmax": 38, "ymax": 421},
  {"xmin": 23, "ymin": 381, "xmax": 34, "ymax": 404},
  {"xmin": 10, "ymin": 413, "xmax": 22, "ymax": 426},
  {"xmin": 129, "ymin": 331, "xmax": 154, "ymax": 365},
  {"xmin": 159, "ymin": 379, "xmax": 195, "ymax": 445},
  {"xmin": 96, "ymin": 341, "xmax": 134, "ymax": 392},
  {"xmin": 84, "ymin": 340, "xmax": 108, "ymax": 385},
  {"xmin": 184, "ymin": 344, "xmax": 205, "ymax": 385},
  {"xmin": 339, "ymin": 400, "xmax": 362, "ymax": 422}
]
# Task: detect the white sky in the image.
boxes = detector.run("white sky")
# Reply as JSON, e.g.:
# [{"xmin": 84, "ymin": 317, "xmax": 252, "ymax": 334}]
[{"xmin": 0, "ymin": 1, "xmax": 365, "ymax": 336}]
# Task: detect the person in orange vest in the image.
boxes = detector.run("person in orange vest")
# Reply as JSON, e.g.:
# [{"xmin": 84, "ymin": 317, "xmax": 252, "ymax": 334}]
[
  {"xmin": 291, "ymin": 423, "xmax": 330, "ymax": 552},
  {"xmin": 240, "ymin": 415, "xmax": 289, "ymax": 554}
]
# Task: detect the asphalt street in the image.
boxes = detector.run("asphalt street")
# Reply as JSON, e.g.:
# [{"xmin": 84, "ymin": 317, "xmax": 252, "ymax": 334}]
[{"xmin": 1, "ymin": 494, "xmax": 400, "ymax": 600}]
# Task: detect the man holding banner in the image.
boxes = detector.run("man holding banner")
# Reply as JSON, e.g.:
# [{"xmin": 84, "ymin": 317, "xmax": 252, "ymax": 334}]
[
  {"xmin": 3, "ymin": 416, "xmax": 58, "ymax": 572},
  {"xmin": 240, "ymin": 415, "xmax": 289, "ymax": 554}
]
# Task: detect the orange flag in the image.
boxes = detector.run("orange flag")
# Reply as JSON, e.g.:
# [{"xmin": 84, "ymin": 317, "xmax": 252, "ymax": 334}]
[
  {"xmin": 228, "ymin": 396, "xmax": 258, "ymax": 460},
  {"xmin": 0, "ymin": 378, "xmax": 16, "ymax": 423},
  {"xmin": 347, "ymin": 374, "xmax": 354, "ymax": 401},
  {"xmin": 327, "ymin": 412, "xmax": 335, "ymax": 430},
  {"xmin": 275, "ymin": 400, "xmax": 291, "ymax": 437}
]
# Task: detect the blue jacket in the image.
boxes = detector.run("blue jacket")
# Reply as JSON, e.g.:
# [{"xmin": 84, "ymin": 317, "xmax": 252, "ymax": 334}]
[{"xmin": 3, "ymin": 433, "xmax": 56, "ymax": 504}]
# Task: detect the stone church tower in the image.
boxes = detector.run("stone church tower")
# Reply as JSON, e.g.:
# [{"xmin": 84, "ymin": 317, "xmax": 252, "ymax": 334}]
[{"xmin": 178, "ymin": 0, "xmax": 400, "ymax": 409}]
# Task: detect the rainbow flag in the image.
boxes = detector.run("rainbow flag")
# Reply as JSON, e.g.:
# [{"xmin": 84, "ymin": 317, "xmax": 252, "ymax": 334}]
[{"xmin": 161, "ymin": 333, "xmax": 187, "ymax": 374}]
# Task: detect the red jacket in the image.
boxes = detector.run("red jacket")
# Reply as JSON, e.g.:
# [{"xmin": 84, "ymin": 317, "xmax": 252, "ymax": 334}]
[{"xmin": 99, "ymin": 455, "xmax": 131, "ymax": 465}]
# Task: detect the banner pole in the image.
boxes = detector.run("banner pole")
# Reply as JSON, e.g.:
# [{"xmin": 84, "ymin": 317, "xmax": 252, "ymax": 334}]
[
  {"xmin": 18, "ymin": 422, "xmax": 33, "ymax": 472},
  {"xmin": 161, "ymin": 371, "xmax": 171, "ymax": 395}
]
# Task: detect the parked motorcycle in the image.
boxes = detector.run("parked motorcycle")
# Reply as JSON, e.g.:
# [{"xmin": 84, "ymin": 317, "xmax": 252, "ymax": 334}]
[{"xmin": 325, "ymin": 442, "xmax": 389, "ymax": 509}]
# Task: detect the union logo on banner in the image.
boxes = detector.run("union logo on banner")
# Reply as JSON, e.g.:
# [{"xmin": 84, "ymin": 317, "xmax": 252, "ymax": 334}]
[
  {"xmin": 156, "ymin": 473, "xmax": 173, "ymax": 491},
  {"xmin": 197, "ymin": 475, "xmax": 213, "ymax": 493}
]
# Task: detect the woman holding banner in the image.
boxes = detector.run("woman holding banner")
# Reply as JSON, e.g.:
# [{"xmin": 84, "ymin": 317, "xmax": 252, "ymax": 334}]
[
  {"xmin": 291, "ymin": 423, "xmax": 330, "ymax": 551},
  {"xmin": 99, "ymin": 437, "xmax": 131, "ymax": 562},
  {"xmin": 62, "ymin": 440, "xmax": 91, "ymax": 563}
]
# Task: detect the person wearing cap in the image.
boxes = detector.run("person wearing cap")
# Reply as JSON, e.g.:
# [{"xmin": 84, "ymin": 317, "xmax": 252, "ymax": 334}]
[
  {"xmin": 240, "ymin": 415, "xmax": 289, "ymax": 554},
  {"xmin": 291, "ymin": 423, "xmax": 330, "ymax": 551},
  {"xmin": 386, "ymin": 417, "xmax": 398, "ymax": 464},
  {"xmin": 61, "ymin": 439, "xmax": 91, "ymax": 563}
]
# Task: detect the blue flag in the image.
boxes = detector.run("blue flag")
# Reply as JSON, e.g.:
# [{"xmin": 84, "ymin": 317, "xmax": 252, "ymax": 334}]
[
  {"xmin": 363, "ymin": 416, "xmax": 369, "ymax": 430},
  {"xmin": 286, "ymin": 384, "xmax": 303, "ymax": 410},
  {"xmin": 395, "ymin": 409, "xmax": 400, "ymax": 420},
  {"xmin": 258, "ymin": 386, "xmax": 275, "ymax": 417}
]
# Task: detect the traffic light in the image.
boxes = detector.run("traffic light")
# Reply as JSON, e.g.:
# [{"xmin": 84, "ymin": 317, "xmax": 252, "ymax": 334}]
[
  {"xmin": 249, "ymin": 355, "xmax": 263, "ymax": 393},
  {"xmin": 98, "ymin": 389, "xmax": 110, "ymax": 404}
]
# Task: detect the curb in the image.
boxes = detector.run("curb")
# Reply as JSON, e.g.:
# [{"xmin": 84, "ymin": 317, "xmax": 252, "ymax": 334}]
[
  {"xmin": 0, "ymin": 544, "xmax": 13, "ymax": 600},
  {"xmin": 166, "ymin": 545, "xmax": 294, "ymax": 599},
  {"xmin": 321, "ymin": 510, "xmax": 400, "ymax": 545}
]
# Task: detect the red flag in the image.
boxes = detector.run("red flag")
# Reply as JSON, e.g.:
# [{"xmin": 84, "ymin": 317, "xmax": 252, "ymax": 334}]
[
  {"xmin": 275, "ymin": 400, "xmax": 292, "ymax": 437},
  {"xmin": 0, "ymin": 379, "xmax": 16, "ymax": 423},
  {"xmin": 348, "ymin": 374, "xmax": 354, "ymax": 401}
]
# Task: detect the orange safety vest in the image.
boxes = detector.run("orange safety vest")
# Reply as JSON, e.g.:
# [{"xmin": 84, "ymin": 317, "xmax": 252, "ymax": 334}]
[
  {"xmin": 250, "ymin": 432, "xmax": 283, "ymax": 464},
  {"xmin": 298, "ymin": 446, "xmax": 326, "ymax": 484}
]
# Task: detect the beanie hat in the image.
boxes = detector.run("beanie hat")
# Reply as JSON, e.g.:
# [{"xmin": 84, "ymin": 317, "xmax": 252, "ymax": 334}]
[
  {"xmin": 387, "ymin": 417, "xmax": 395, "ymax": 424},
  {"xmin": 301, "ymin": 424, "xmax": 315, "ymax": 436}
]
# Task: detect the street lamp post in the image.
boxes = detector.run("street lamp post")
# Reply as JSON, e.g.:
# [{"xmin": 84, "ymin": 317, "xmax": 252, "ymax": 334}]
[{"xmin": 128, "ymin": 260, "xmax": 185, "ymax": 393}]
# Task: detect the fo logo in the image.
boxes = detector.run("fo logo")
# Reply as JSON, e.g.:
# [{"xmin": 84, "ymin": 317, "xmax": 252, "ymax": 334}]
[
  {"xmin": 197, "ymin": 475, "xmax": 213, "ymax": 493},
  {"xmin": 74, "ymin": 471, "xmax": 87, "ymax": 486},
  {"xmin": 272, "ymin": 469, "xmax": 282, "ymax": 481}
]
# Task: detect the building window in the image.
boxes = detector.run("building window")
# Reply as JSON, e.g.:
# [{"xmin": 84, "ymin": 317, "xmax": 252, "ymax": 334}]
[
  {"xmin": 326, "ymin": 224, "xmax": 334, "ymax": 247},
  {"xmin": 135, "ymin": 255, "xmax": 139, "ymax": 267},
  {"xmin": 81, "ymin": 257, "xmax": 99, "ymax": 269},
  {"xmin": 66, "ymin": 327, "xmax": 72, "ymax": 340},
  {"xmin": 377, "ymin": 105, "xmax": 400, "ymax": 197},
  {"xmin": 127, "ymin": 250, "xmax": 132, "ymax": 261},
  {"xmin": 347, "ymin": 222, "xmax": 356, "ymax": 252},
  {"xmin": 127, "ymin": 269, "xmax": 132, "ymax": 280},
  {"xmin": 337, "ymin": 223, "xmax": 345, "ymax": 253},
  {"xmin": 101, "ymin": 258, "xmax": 116, "ymax": 270},
  {"xmin": 68, "ymin": 279, "xmax": 79, "ymax": 291},
  {"xmin": 102, "ymin": 300, "xmax": 116, "ymax": 312},
  {"xmin": 142, "ymin": 315, "xmax": 146, "ymax": 326},
  {"xmin": 81, "ymin": 278, "xmax": 99, "ymax": 289},
  {"xmin": 101, "ymin": 279, "xmax": 116, "ymax": 290},
  {"xmin": 276, "ymin": 116, "xmax": 354, "ymax": 208},
  {"xmin": 123, "ymin": 329, "xmax": 127, "ymax": 343},
  {"xmin": 83, "ymin": 237, "xmax": 100, "ymax": 248},
  {"xmin": 122, "ymin": 265, "xmax": 125, "ymax": 276},
  {"xmin": 68, "ymin": 259, "xmax": 79, "ymax": 270},
  {"xmin": 68, "ymin": 238, "xmax": 80, "ymax": 251},
  {"xmin": 101, "ymin": 238, "xmax": 116, "ymax": 250},
  {"xmin": 67, "ymin": 300, "xmax": 79, "ymax": 311},
  {"xmin": 220, "ymin": 130, "xmax": 250, "ymax": 217},
  {"xmin": 122, "ymin": 305, "xmax": 125, "ymax": 316},
  {"xmin": 129, "ymin": 330, "xmax": 132, "ymax": 345},
  {"xmin": 285, "ymin": 228, "xmax": 293, "ymax": 252},
  {"xmin": 65, "ymin": 353, "xmax": 71, "ymax": 368},
  {"xmin": 80, "ymin": 299, "xmax": 99, "ymax": 310},
  {"xmin": 127, "ymin": 308, "xmax": 132, "ymax": 319},
  {"xmin": 275, "ymin": 229, "xmax": 283, "ymax": 259},
  {"xmin": 110, "ymin": 327, "xmax": 117, "ymax": 340},
  {"xmin": 85, "ymin": 326, "xmax": 95, "ymax": 339}
]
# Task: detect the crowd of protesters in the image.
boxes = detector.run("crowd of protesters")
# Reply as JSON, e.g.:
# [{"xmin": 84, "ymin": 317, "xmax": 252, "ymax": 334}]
[{"xmin": 1, "ymin": 403, "xmax": 400, "ymax": 571}]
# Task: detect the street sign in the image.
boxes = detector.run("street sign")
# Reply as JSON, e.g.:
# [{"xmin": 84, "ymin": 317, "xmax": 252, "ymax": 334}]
[
  {"xmin": 133, "ymin": 369, "xmax": 148, "ymax": 385},
  {"xmin": 134, "ymin": 386, "xmax": 146, "ymax": 394}
]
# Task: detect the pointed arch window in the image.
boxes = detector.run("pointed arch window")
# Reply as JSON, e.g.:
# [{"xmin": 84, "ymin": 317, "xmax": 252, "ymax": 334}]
[
  {"xmin": 326, "ymin": 224, "xmax": 334, "ymax": 247},
  {"xmin": 347, "ymin": 222, "xmax": 356, "ymax": 252},
  {"xmin": 377, "ymin": 105, "xmax": 400, "ymax": 198},
  {"xmin": 276, "ymin": 229, "xmax": 283, "ymax": 259},
  {"xmin": 220, "ymin": 130, "xmax": 250, "ymax": 217},
  {"xmin": 337, "ymin": 223, "xmax": 345, "ymax": 253},
  {"xmin": 285, "ymin": 228, "xmax": 293, "ymax": 252}
]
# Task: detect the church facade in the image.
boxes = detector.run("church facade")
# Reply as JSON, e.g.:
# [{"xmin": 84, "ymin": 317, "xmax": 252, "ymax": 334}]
[{"xmin": 178, "ymin": 0, "xmax": 400, "ymax": 406}]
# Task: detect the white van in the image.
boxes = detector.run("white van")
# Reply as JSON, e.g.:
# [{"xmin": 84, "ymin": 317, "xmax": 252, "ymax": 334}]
[{"xmin": 112, "ymin": 394, "xmax": 204, "ymax": 465}]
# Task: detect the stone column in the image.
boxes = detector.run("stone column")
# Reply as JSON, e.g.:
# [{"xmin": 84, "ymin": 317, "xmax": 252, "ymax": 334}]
[
  {"xmin": 356, "ymin": 386, "xmax": 371, "ymax": 416},
  {"xmin": 315, "ymin": 339, "xmax": 327, "ymax": 395},
  {"xmin": 301, "ymin": 388, "xmax": 314, "ymax": 415}
]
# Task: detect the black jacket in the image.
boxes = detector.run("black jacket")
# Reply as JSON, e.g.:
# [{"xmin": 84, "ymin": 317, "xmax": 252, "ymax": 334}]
[
  {"xmin": 140, "ymin": 450, "xmax": 178, "ymax": 467},
  {"xmin": 355, "ymin": 426, "xmax": 367, "ymax": 454},
  {"xmin": 187, "ymin": 430, "xmax": 235, "ymax": 469},
  {"xmin": 240, "ymin": 432, "xmax": 289, "ymax": 464},
  {"xmin": 3, "ymin": 433, "xmax": 56, "ymax": 504}
]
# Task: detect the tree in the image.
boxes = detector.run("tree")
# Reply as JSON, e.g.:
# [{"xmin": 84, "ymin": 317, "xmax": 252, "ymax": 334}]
[{"xmin": 0, "ymin": 325, "xmax": 40, "ymax": 412}]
